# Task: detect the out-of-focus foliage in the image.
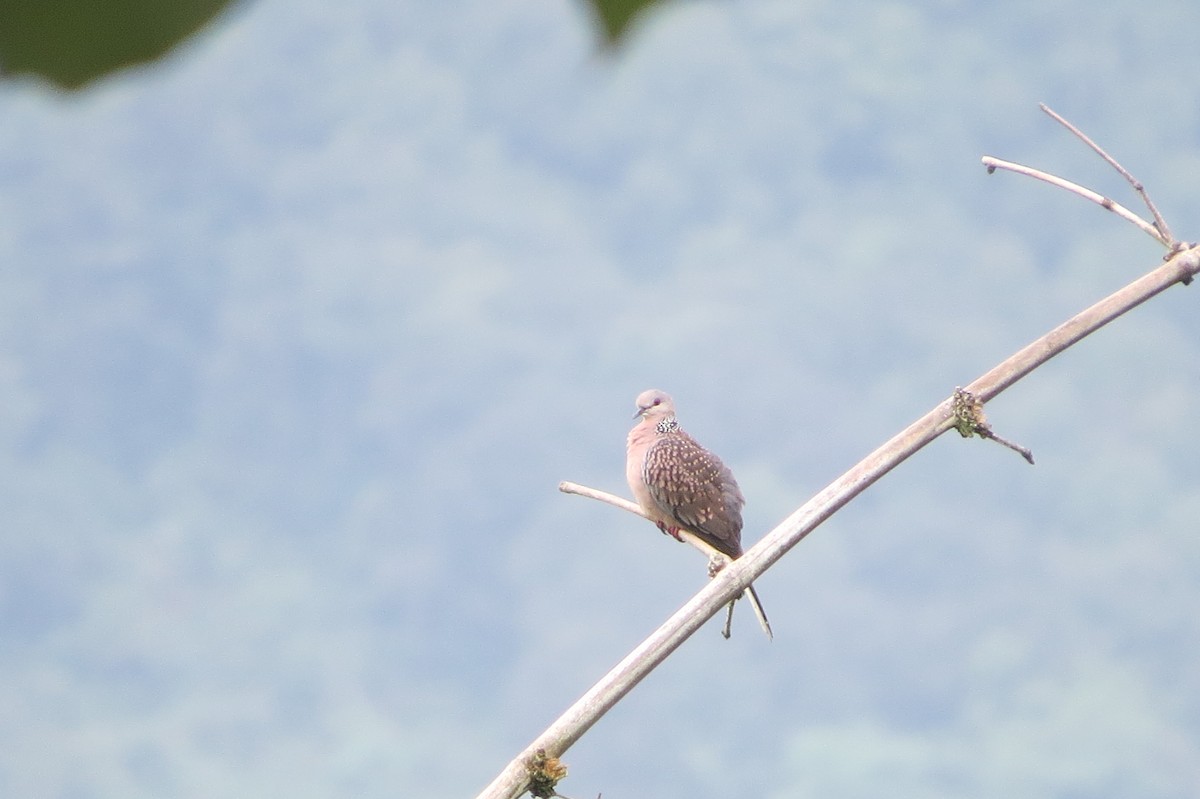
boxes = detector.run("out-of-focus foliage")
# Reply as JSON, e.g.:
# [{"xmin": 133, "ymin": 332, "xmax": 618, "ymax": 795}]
[
  {"xmin": 0, "ymin": 0, "xmax": 668, "ymax": 89},
  {"xmin": 0, "ymin": 0, "xmax": 233, "ymax": 89},
  {"xmin": 587, "ymin": 0, "xmax": 666, "ymax": 43}
]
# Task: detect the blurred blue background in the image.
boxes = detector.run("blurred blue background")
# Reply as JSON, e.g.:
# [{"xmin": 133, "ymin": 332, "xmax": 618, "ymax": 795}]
[{"xmin": 2, "ymin": 1, "xmax": 1200, "ymax": 797}]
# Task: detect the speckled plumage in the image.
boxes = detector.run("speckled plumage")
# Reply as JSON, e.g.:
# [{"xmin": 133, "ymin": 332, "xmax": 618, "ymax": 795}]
[
  {"xmin": 626, "ymin": 389, "xmax": 771, "ymax": 639},
  {"xmin": 640, "ymin": 418, "xmax": 745, "ymax": 558}
]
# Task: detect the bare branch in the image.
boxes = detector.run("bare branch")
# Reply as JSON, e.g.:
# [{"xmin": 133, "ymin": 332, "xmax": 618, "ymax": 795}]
[
  {"xmin": 477, "ymin": 244, "xmax": 1200, "ymax": 799},
  {"xmin": 1039, "ymin": 103, "xmax": 1177, "ymax": 245},
  {"xmin": 981, "ymin": 156, "xmax": 1168, "ymax": 246},
  {"xmin": 479, "ymin": 109, "xmax": 1200, "ymax": 799}
]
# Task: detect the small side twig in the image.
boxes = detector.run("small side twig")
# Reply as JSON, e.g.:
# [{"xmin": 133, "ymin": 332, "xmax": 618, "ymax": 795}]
[
  {"xmin": 981, "ymin": 156, "xmax": 1167, "ymax": 247},
  {"xmin": 951, "ymin": 387, "xmax": 1034, "ymax": 465},
  {"xmin": 558, "ymin": 480, "xmax": 759, "ymax": 638},
  {"xmin": 1039, "ymin": 103, "xmax": 1176, "ymax": 246},
  {"xmin": 558, "ymin": 481, "xmax": 730, "ymax": 568},
  {"xmin": 558, "ymin": 482, "xmax": 644, "ymax": 518}
]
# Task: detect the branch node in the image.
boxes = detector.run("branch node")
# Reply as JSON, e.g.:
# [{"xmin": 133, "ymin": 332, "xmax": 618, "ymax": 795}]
[
  {"xmin": 527, "ymin": 749, "xmax": 569, "ymax": 799},
  {"xmin": 952, "ymin": 388, "xmax": 1035, "ymax": 465},
  {"xmin": 1168, "ymin": 241, "xmax": 1196, "ymax": 285}
]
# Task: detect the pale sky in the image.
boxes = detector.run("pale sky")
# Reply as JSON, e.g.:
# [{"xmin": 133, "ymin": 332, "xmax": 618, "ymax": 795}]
[{"xmin": 2, "ymin": 1, "xmax": 1200, "ymax": 797}]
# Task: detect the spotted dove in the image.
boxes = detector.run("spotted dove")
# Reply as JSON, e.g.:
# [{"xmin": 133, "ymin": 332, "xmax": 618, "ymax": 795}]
[{"xmin": 626, "ymin": 389, "xmax": 772, "ymax": 639}]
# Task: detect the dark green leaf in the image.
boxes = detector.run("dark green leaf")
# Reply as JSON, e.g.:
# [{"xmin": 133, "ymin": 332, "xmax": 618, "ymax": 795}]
[
  {"xmin": 0, "ymin": 0, "xmax": 234, "ymax": 89},
  {"xmin": 587, "ymin": 0, "xmax": 665, "ymax": 44}
]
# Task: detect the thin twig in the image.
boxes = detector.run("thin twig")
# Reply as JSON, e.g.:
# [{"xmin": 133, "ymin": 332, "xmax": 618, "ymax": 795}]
[
  {"xmin": 557, "ymin": 481, "xmax": 720, "ymax": 563},
  {"xmin": 951, "ymin": 387, "xmax": 1035, "ymax": 464},
  {"xmin": 557, "ymin": 480, "xmax": 768, "ymax": 638},
  {"xmin": 558, "ymin": 482, "xmax": 644, "ymax": 518},
  {"xmin": 981, "ymin": 156, "xmax": 1168, "ymax": 246},
  {"xmin": 1039, "ymin": 103, "xmax": 1176, "ymax": 245},
  {"xmin": 977, "ymin": 428, "xmax": 1035, "ymax": 465}
]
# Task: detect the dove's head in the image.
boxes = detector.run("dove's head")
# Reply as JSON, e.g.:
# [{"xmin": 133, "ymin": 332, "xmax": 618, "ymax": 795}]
[{"xmin": 633, "ymin": 389, "xmax": 676, "ymax": 422}]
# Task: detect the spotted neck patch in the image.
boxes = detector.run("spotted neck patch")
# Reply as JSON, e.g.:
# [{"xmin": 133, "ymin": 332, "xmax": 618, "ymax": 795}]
[{"xmin": 655, "ymin": 416, "xmax": 679, "ymax": 434}]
